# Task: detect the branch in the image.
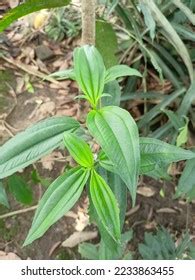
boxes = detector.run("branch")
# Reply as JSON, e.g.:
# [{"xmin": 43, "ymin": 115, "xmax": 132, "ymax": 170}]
[{"xmin": 81, "ymin": 0, "xmax": 96, "ymax": 45}]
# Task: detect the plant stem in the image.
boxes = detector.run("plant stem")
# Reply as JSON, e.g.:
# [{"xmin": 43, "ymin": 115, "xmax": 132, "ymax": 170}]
[{"xmin": 81, "ymin": 0, "xmax": 96, "ymax": 45}]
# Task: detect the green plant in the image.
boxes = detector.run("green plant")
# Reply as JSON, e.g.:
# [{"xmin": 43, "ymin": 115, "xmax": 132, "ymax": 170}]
[
  {"xmin": 45, "ymin": 6, "xmax": 81, "ymax": 41},
  {"xmin": 0, "ymin": 45, "xmax": 195, "ymax": 258},
  {"xmin": 139, "ymin": 228, "xmax": 195, "ymax": 260}
]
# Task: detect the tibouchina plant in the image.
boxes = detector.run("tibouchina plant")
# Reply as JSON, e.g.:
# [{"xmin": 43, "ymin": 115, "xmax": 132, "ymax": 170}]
[{"xmin": 0, "ymin": 46, "xmax": 195, "ymax": 255}]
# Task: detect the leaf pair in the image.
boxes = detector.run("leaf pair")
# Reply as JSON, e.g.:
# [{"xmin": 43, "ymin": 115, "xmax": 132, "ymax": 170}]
[{"xmin": 51, "ymin": 45, "xmax": 141, "ymax": 108}]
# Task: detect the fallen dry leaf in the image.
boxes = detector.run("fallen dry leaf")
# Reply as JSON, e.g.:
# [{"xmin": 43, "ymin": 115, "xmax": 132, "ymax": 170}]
[
  {"xmin": 0, "ymin": 251, "xmax": 21, "ymax": 260},
  {"xmin": 75, "ymin": 208, "xmax": 89, "ymax": 232},
  {"xmin": 137, "ymin": 186, "xmax": 156, "ymax": 197},
  {"xmin": 156, "ymin": 208, "xmax": 177, "ymax": 214},
  {"xmin": 62, "ymin": 231, "xmax": 98, "ymax": 248}
]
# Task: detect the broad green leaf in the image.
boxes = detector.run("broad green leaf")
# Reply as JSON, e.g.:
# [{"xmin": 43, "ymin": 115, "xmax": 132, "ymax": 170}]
[
  {"xmin": 102, "ymin": 81, "xmax": 121, "ymax": 107},
  {"xmin": 24, "ymin": 167, "xmax": 90, "ymax": 246},
  {"xmin": 0, "ymin": 182, "xmax": 9, "ymax": 208},
  {"xmin": 73, "ymin": 45, "xmax": 106, "ymax": 107},
  {"xmin": 140, "ymin": 137, "xmax": 195, "ymax": 174},
  {"xmin": 175, "ymin": 158, "xmax": 195, "ymax": 200},
  {"xmin": 8, "ymin": 175, "xmax": 33, "ymax": 205},
  {"xmin": 63, "ymin": 133, "xmax": 94, "ymax": 168},
  {"xmin": 87, "ymin": 106, "xmax": 140, "ymax": 205},
  {"xmin": 96, "ymin": 20, "xmax": 118, "ymax": 68},
  {"xmin": 105, "ymin": 65, "xmax": 142, "ymax": 84},
  {"xmin": 0, "ymin": 0, "xmax": 71, "ymax": 33},
  {"xmin": 90, "ymin": 170, "xmax": 121, "ymax": 243},
  {"xmin": 49, "ymin": 69, "xmax": 76, "ymax": 80},
  {"xmin": 0, "ymin": 116, "xmax": 79, "ymax": 179},
  {"xmin": 78, "ymin": 243, "xmax": 98, "ymax": 260}
]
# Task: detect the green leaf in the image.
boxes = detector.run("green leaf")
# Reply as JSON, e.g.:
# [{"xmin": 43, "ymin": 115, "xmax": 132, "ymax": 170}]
[
  {"xmin": 0, "ymin": 116, "xmax": 79, "ymax": 179},
  {"xmin": 87, "ymin": 106, "xmax": 140, "ymax": 205},
  {"xmin": 63, "ymin": 133, "xmax": 94, "ymax": 168},
  {"xmin": 102, "ymin": 81, "xmax": 121, "ymax": 107},
  {"xmin": 0, "ymin": 181, "xmax": 9, "ymax": 208},
  {"xmin": 8, "ymin": 175, "xmax": 33, "ymax": 205},
  {"xmin": 89, "ymin": 195, "xmax": 119, "ymax": 253},
  {"xmin": 90, "ymin": 170, "xmax": 121, "ymax": 243},
  {"xmin": 78, "ymin": 243, "xmax": 98, "ymax": 260},
  {"xmin": 0, "ymin": 0, "xmax": 71, "ymax": 33},
  {"xmin": 140, "ymin": 2, "xmax": 156, "ymax": 40},
  {"xmin": 105, "ymin": 65, "xmax": 142, "ymax": 84},
  {"xmin": 176, "ymin": 117, "xmax": 189, "ymax": 147},
  {"xmin": 139, "ymin": 137, "xmax": 195, "ymax": 174},
  {"xmin": 24, "ymin": 167, "xmax": 90, "ymax": 246},
  {"xmin": 175, "ymin": 158, "xmax": 195, "ymax": 200},
  {"xmin": 49, "ymin": 69, "xmax": 76, "ymax": 80},
  {"xmin": 96, "ymin": 20, "xmax": 118, "ymax": 68},
  {"xmin": 73, "ymin": 45, "xmax": 106, "ymax": 107},
  {"xmin": 98, "ymin": 167, "xmax": 127, "ymax": 229}
]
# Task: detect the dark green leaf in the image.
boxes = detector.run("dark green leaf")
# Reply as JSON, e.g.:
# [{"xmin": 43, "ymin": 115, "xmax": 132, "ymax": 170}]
[
  {"xmin": 8, "ymin": 175, "xmax": 33, "ymax": 205},
  {"xmin": 24, "ymin": 167, "xmax": 90, "ymax": 246},
  {"xmin": 176, "ymin": 158, "xmax": 195, "ymax": 200},
  {"xmin": 96, "ymin": 20, "xmax": 118, "ymax": 68},
  {"xmin": 139, "ymin": 137, "xmax": 195, "ymax": 174},
  {"xmin": 78, "ymin": 243, "xmax": 98, "ymax": 260},
  {"xmin": 0, "ymin": 181, "xmax": 9, "ymax": 208},
  {"xmin": 0, "ymin": 116, "xmax": 79, "ymax": 179},
  {"xmin": 102, "ymin": 81, "xmax": 121, "ymax": 107},
  {"xmin": 90, "ymin": 170, "xmax": 121, "ymax": 243},
  {"xmin": 0, "ymin": 0, "xmax": 71, "ymax": 32}
]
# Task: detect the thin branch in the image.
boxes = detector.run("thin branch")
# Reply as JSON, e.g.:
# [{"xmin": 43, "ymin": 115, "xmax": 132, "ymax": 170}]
[{"xmin": 81, "ymin": 0, "xmax": 96, "ymax": 45}]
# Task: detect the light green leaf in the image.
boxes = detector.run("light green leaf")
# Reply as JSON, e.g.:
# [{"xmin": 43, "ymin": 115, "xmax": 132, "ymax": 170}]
[
  {"xmin": 90, "ymin": 170, "xmax": 121, "ymax": 243},
  {"xmin": 96, "ymin": 20, "xmax": 118, "ymax": 68},
  {"xmin": 0, "ymin": 0, "xmax": 71, "ymax": 33},
  {"xmin": 140, "ymin": 137, "xmax": 195, "ymax": 174},
  {"xmin": 63, "ymin": 133, "xmax": 94, "ymax": 168},
  {"xmin": 176, "ymin": 117, "xmax": 189, "ymax": 147},
  {"xmin": 49, "ymin": 69, "xmax": 76, "ymax": 80},
  {"xmin": 0, "ymin": 182, "xmax": 9, "ymax": 208},
  {"xmin": 87, "ymin": 106, "xmax": 140, "ymax": 205},
  {"xmin": 0, "ymin": 116, "xmax": 79, "ymax": 179},
  {"xmin": 105, "ymin": 65, "xmax": 142, "ymax": 84},
  {"xmin": 73, "ymin": 45, "xmax": 106, "ymax": 108},
  {"xmin": 8, "ymin": 175, "xmax": 33, "ymax": 205},
  {"xmin": 24, "ymin": 167, "xmax": 90, "ymax": 246}
]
